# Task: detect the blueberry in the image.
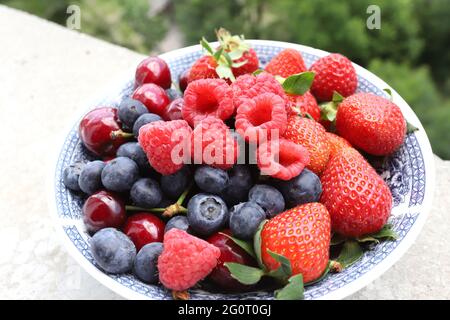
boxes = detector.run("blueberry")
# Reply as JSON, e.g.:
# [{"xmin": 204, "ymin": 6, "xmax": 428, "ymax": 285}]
[
  {"xmin": 90, "ymin": 228, "xmax": 136, "ymax": 274},
  {"xmin": 220, "ymin": 165, "xmax": 253, "ymax": 206},
  {"xmin": 229, "ymin": 202, "xmax": 266, "ymax": 240},
  {"xmin": 165, "ymin": 88, "xmax": 182, "ymax": 101},
  {"xmin": 164, "ymin": 215, "xmax": 192, "ymax": 234},
  {"xmin": 158, "ymin": 197, "xmax": 173, "ymax": 208},
  {"xmin": 78, "ymin": 160, "xmax": 105, "ymax": 195},
  {"xmin": 118, "ymin": 98, "xmax": 148, "ymax": 130},
  {"xmin": 275, "ymin": 168, "xmax": 322, "ymax": 208},
  {"xmin": 133, "ymin": 242, "xmax": 163, "ymax": 284},
  {"xmin": 187, "ymin": 193, "xmax": 228, "ymax": 236},
  {"xmin": 63, "ymin": 161, "xmax": 86, "ymax": 191},
  {"xmin": 130, "ymin": 178, "xmax": 163, "ymax": 208},
  {"xmin": 101, "ymin": 157, "xmax": 139, "ymax": 192},
  {"xmin": 248, "ymin": 184, "xmax": 285, "ymax": 218},
  {"xmin": 116, "ymin": 142, "xmax": 154, "ymax": 175},
  {"xmin": 194, "ymin": 166, "xmax": 229, "ymax": 194},
  {"xmin": 133, "ymin": 113, "xmax": 163, "ymax": 137},
  {"xmin": 161, "ymin": 166, "xmax": 191, "ymax": 199}
]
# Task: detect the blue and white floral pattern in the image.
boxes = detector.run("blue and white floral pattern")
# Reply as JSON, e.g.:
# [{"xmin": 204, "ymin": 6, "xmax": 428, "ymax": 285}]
[{"xmin": 54, "ymin": 42, "xmax": 428, "ymax": 300}]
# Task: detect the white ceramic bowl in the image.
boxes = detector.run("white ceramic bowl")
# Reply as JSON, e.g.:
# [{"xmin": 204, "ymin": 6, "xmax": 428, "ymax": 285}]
[{"xmin": 51, "ymin": 40, "xmax": 435, "ymax": 300}]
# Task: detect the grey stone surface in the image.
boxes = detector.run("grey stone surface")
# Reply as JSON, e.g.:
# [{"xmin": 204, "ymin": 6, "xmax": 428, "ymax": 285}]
[{"xmin": 0, "ymin": 5, "xmax": 448, "ymax": 299}]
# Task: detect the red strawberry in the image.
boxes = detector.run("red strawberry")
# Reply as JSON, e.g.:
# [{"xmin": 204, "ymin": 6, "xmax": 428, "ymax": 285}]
[
  {"xmin": 325, "ymin": 132, "xmax": 351, "ymax": 158},
  {"xmin": 231, "ymin": 48, "xmax": 259, "ymax": 77},
  {"xmin": 283, "ymin": 116, "xmax": 331, "ymax": 175},
  {"xmin": 188, "ymin": 56, "xmax": 218, "ymax": 83},
  {"xmin": 320, "ymin": 147, "xmax": 392, "ymax": 237},
  {"xmin": 287, "ymin": 91, "xmax": 320, "ymax": 120},
  {"xmin": 310, "ymin": 53, "xmax": 357, "ymax": 101},
  {"xmin": 336, "ymin": 93, "xmax": 406, "ymax": 156},
  {"xmin": 265, "ymin": 48, "xmax": 307, "ymax": 78},
  {"xmin": 260, "ymin": 203, "xmax": 331, "ymax": 283}
]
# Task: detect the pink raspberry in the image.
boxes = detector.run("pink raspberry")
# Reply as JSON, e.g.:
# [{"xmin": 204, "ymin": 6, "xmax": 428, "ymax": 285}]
[
  {"xmin": 182, "ymin": 79, "xmax": 234, "ymax": 127},
  {"xmin": 231, "ymin": 72, "xmax": 289, "ymax": 113},
  {"xmin": 138, "ymin": 120, "xmax": 192, "ymax": 175},
  {"xmin": 235, "ymin": 93, "xmax": 287, "ymax": 144},
  {"xmin": 158, "ymin": 229, "xmax": 220, "ymax": 291},
  {"xmin": 257, "ymin": 138, "xmax": 310, "ymax": 180},
  {"xmin": 191, "ymin": 117, "xmax": 239, "ymax": 170}
]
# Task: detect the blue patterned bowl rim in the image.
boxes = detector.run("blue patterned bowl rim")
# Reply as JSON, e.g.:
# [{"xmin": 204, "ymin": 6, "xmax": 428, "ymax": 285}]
[{"xmin": 49, "ymin": 40, "xmax": 435, "ymax": 300}]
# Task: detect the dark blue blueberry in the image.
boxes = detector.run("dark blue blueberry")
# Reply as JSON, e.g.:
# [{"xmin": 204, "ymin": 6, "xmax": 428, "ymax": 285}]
[
  {"xmin": 133, "ymin": 242, "xmax": 163, "ymax": 284},
  {"xmin": 194, "ymin": 166, "xmax": 229, "ymax": 194},
  {"xmin": 165, "ymin": 88, "xmax": 182, "ymax": 101},
  {"xmin": 158, "ymin": 197, "xmax": 173, "ymax": 208},
  {"xmin": 101, "ymin": 157, "xmax": 139, "ymax": 192},
  {"xmin": 63, "ymin": 161, "xmax": 86, "ymax": 191},
  {"xmin": 275, "ymin": 168, "xmax": 322, "ymax": 208},
  {"xmin": 229, "ymin": 202, "xmax": 266, "ymax": 240},
  {"xmin": 248, "ymin": 184, "xmax": 285, "ymax": 218},
  {"xmin": 118, "ymin": 98, "xmax": 148, "ymax": 131},
  {"xmin": 130, "ymin": 178, "xmax": 163, "ymax": 208},
  {"xmin": 116, "ymin": 142, "xmax": 154, "ymax": 175},
  {"xmin": 187, "ymin": 193, "xmax": 228, "ymax": 237},
  {"xmin": 90, "ymin": 228, "xmax": 136, "ymax": 274},
  {"xmin": 133, "ymin": 113, "xmax": 163, "ymax": 137},
  {"xmin": 78, "ymin": 160, "xmax": 105, "ymax": 195},
  {"xmin": 164, "ymin": 215, "xmax": 192, "ymax": 234},
  {"xmin": 220, "ymin": 165, "xmax": 253, "ymax": 206},
  {"xmin": 161, "ymin": 166, "xmax": 191, "ymax": 199}
]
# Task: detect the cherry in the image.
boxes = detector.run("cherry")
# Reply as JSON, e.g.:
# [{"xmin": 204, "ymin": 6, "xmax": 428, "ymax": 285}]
[
  {"xmin": 135, "ymin": 56, "xmax": 172, "ymax": 89},
  {"xmin": 207, "ymin": 230, "xmax": 257, "ymax": 292},
  {"xmin": 83, "ymin": 190, "xmax": 126, "ymax": 234},
  {"xmin": 163, "ymin": 98, "xmax": 184, "ymax": 121},
  {"xmin": 178, "ymin": 69, "xmax": 189, "ymax": 93},
  {"xmin": 123, "ymin": 213, "xmax": 165, "ymax": 251},
  {"xmin": 132, "ymin": 84, "xmax": 170, "ymax": 119},
  {"xmin": 79, "ymin": 107, "xmax": 132, "ymax": 157}
]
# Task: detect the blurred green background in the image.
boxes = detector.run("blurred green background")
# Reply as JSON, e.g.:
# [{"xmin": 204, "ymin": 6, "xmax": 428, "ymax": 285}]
[{"xmin": 2, "ymin": 0, "xmax": 449, "ymax": 158}]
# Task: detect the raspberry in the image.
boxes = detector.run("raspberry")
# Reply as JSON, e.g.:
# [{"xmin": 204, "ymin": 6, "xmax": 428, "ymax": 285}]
[
  {"xmin": 287, "ymin": 91, "xmax": 321, "ymax": 121},
  {"xmin": 190, "ymin": 117, "xmax": 238, "ymax": 170},
  {"xmin": 157, "ymin": 229, "xmax": 220, "ymax": 291},
  {"xmin": 138, "ymin": 120, "xmax": 192, "ymax": 175},
  {"xmin": 235, "ymin": 93, "xmax": 287, "ymax": 144},
  {"xmin": 183, "ymin": 79, "xmax": 234, "ymax": 127},
  {"xmin": 257, "ymin": 138, "xmax": 310, "ymax": 180},
  {"xmin": 232, "ymin": 72, "xmax": 290, "ymax": 114}
]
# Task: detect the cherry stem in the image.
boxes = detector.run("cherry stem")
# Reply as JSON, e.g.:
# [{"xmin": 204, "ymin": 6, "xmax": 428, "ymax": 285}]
[
  {"xmin": 330, "ymin": 260, "xmax": 343, "ymax": 273},
  {"xmin": 176, "ymin": 183, "xmax": 193, "ymax": 206},
  {"xmin": 172, "ymin": 290, "xmax": 190, "ymax": 300},
  {"xmin": 111, "ymin": 129, "xmax": 134, "ymax": 140},
  {"xmin": 126, "ymin": 205, "xmax": 166, "ymax": 212}
]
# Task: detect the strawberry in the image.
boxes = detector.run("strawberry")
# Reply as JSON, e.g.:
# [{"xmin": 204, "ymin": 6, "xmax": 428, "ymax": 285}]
[
  {"xmin": 188, "ymin": 56, "xmax": 218, "ymax": 83},
  {"xmin": 260, "ymin": 203, "xmax": 331, "ymax": 283},
  {"xmin": 320, "ymin": 147, "xmax": 392, "ymax": 237},
  {"xmin": 286, "ymin": 91, "xmax": 320, "ymax": 120},
  {"xmin": 283, "ymin": 116, "xmax": 331, "ymax": 175},
  {"xmin": 265, "ymin": 48, "xmax": 307, "ymax": 78},
  {"xmin": 310, "ymin": 53, "xmax": 357, "ymax": 101},
  {"xmin": 336, "ymin": 93, "xmax": 406, "ymax": 156},
  {"xmin": 325, "ymin": 132, "xmax": 351, "ymax": 158}
]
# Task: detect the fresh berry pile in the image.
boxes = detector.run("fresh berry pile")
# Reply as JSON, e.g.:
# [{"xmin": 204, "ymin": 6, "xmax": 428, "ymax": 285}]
[{"xmin": 63, "ymin": 29, "xmax": 411, "ymax": 300}]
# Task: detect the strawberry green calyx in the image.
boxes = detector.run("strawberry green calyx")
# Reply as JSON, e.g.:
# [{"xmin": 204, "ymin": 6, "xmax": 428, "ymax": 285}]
[
  {"xmin": 281, "ymin": 71, "xmax": 315, "ymax": 95},
  {"xmin": 319, "ymin": 91, "xmax": 344, "ymax": 122},
  {"xmin": 216, "ymin": 28, "xmax": 250, "ymax": 61}
]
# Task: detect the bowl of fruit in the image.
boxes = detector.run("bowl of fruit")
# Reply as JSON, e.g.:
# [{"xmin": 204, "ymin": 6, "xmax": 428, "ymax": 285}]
[{"xmin": 52, "ymin": 29, "xmax": 435, "ymax": 300}]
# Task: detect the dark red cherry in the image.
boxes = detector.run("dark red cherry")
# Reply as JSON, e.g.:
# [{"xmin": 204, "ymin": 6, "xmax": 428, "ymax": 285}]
[
  {"xmin": 123, "ymin": 213, "xmax": 165, "ymax": 251},
  {"xmin": 83, "ymin": 190, "xmax": 126, "ymax": 234},
  {"xmin": 163, "ymin": 98, "xmax": 184, "ymax": 121},
  {"xmin": 135, "ymin": 56, "xmax": 172, "ymax": 89},
  {"xmin": 79, "ymin": 107, "xmax": 132, "ymax": 157},
  {"xmin": 207, "ymin": 230, "xmax": 257, "ymax": 292},
  {"xmin": 132, "ymin": 84, "xmax": 170, "ymax": 119},
  {"xmin": 178, "ymin": 69, "xmax": 189, "ymax": 93}
]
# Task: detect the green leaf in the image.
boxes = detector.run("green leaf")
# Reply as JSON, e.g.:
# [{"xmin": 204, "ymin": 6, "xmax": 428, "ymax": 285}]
[
  {"xmin": 356, "ymin": 236, "xmax": 380, "ymax": 244},
  {"xmin": 222, "ymin": 51, "xmax": 233, "ymax": 66},
  {"xmin": 304, "ymin": 112, "xmax": 314, "ymax": 120},
  {"xmin": 274, "ymin": 274, "xmax": 304, "ymax": 300},
  {"xmin": 383, "ymin": 88, "xmax": 393, "ymax": 101},
  {"xmin": 332, "ymin": 91, "xmax": 344, "ymax": 103},
  {"xmin": 219, "ymin": 233, "xmax": 256, "ymax": 259},
  {"xmin": 200, "ymin": 37, "xmax": 213, "ymax": 55},
  {"xmin": 253, "ymin": 220, "xmax": 268, "ymax": 270},
  {"xmin": 335, "ymin": 240, "xmax": 363, "ymax": 269},
  {"xmin": 215, "ymin": 64, "xmax": 235, "ymax": 81},
  {"xmin": 282, "ymin": 71, "xmax": 315, "ymax": 95},
  {"xmin": 366, "ymin": 224, "xmax": 398, "ymax": 241},
  {"xmin": 305, "ymin": 261, "xmax": 331, "ymax": 286},
  {"xmin": 330, "ymin": 233, "xmax": 346, "ymax": 246},
  {"xmin": 228, "ymin": 49, "xmax": 245, "ymax": 60},
  {"xmin": 224, "ymin": 262, "xmax": 265, "ymax": 285},
  {"xmin": 213, "ymin": 47, "xmax": 223, "ymax": 61},
  {"xmin": 252, "ymin": 69, "xmax": 264, "ymax": 76},
  {"xmin": 407, "ymin": 121, "xmax": 419, "ymax": 133},
  {"xmin": 266, "ymin": 250, "xmax": 292, "ymax": 281}
]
